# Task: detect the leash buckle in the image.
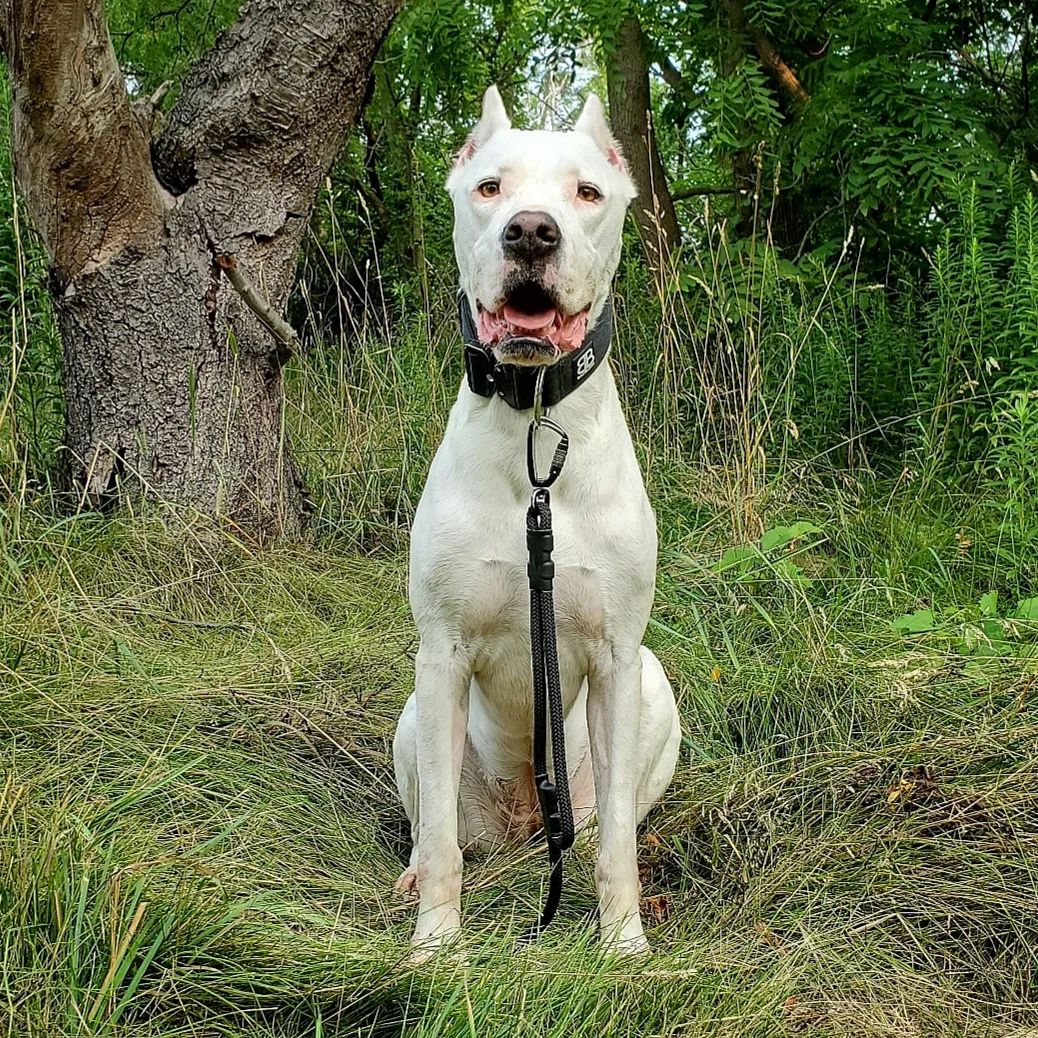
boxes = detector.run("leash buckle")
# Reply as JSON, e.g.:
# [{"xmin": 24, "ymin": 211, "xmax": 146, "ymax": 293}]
[{"xmin": 534, "ymin": 774, "xmax": 566, "ymax": 847}]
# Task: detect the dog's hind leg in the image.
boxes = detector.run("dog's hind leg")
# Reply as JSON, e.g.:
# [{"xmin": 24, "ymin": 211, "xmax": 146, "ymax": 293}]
[{"xmin": 588, "ymin": 643, "xmax": 680, "ymax": 955}]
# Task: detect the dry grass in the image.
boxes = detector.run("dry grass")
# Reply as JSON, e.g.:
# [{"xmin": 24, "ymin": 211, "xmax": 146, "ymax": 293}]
[{"xmin": 2, "ymin": 450, "xmax": 1038, "ymax": 1035}]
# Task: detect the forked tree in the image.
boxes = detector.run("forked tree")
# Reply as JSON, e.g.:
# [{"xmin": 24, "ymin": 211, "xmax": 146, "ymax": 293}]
[{"xmin": 1, "ymin": 0, "xmax": 399, "ymax": 535}]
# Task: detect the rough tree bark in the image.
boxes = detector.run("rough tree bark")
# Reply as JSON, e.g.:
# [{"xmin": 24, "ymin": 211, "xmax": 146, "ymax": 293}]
[
  {"xmin": 605, "ymin": 13, "xmax": 681, "ymax": 285},
  {"xmin": 2, "ymin": 0, "xmax": 400, "ymax": 535}
]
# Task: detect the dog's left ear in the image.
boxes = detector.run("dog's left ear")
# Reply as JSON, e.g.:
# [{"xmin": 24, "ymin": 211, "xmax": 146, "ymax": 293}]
[{"xmin": 574, "ymin": 94, "xmax": 627, "ymax": 175}]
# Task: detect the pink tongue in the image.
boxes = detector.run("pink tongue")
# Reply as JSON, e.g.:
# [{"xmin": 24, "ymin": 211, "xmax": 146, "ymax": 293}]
[{"xmin": 502, "ymin": 304, "xmax": 557, "ymax": 331}]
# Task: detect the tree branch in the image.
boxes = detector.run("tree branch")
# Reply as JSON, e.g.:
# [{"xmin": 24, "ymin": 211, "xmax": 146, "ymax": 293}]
[
  {"xmin": 153, "ymin": 0, "xmax": 401, "ymax": 253},
  {"xmin": 215, "ymin": 254, "xmax": 298, "ymax": 365},
  {"xmin": 660, "ymin": 57, "xmax": 685, "ymax": 92},
  {"xmin": 672, "ymin": 185, "xmax": 740, "ymax": 200},
  {"xmin": 750, "ymin": 29, "xmax": 811, "ymax": 104},
  {"xmin": 955, "ymin": 47, "xmax": 1014, "ymax": 98},
  {"xmin": 2, "ymin": 0, "xmax": 167, "ymax": 280}
]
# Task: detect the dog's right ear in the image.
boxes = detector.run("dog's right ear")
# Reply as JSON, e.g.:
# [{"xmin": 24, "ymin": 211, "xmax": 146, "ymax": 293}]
[{"xmin": 453, "ymin": 85, "xmax": 511, "ymax": 168}]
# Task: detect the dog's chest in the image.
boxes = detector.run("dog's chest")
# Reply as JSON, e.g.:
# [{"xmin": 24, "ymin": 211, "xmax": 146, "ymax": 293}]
[
  {"xmin": 454, "ymin": 551, "xmax": 605, "ymax": 722},
  {"xmin": 410, "ymin": 383, "xmax": 657, "ymax": 693},
  {"xmin": 461, "ymin": 553, "xmax": 607, "ymax": 650}
]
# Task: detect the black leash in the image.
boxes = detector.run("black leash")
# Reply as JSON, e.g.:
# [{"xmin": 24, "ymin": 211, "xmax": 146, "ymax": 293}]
[{"xmin": 522, "ymin": 412, "xmax": 575, "ymax": 939}]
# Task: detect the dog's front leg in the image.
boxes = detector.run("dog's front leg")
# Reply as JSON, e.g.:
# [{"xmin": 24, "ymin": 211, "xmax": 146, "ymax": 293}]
[
  {"xmin": 588, "ymin": 643, "xmax": 647, "ymax": 954},
  {"xmin": 411, "ymin": 638, "xmax": 471, "ymax": 951}
]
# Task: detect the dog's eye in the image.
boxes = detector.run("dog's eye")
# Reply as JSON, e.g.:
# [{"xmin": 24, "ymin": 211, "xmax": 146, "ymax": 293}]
[
  {"xmin": 577, "ymin": 183, "xmax": 602, "ymax": 203},
  {"xmin": 477, "ymin": 179, "xmax": 501, "ymax": 199}
]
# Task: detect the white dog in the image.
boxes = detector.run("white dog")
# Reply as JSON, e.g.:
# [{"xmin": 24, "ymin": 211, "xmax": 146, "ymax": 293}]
[{"xmin": 392, "ymin": 86, "xmax": 681, "ymax": 955}]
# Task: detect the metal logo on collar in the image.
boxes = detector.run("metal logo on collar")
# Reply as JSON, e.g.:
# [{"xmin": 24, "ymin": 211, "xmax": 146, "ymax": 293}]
[{"xmin": 575, "ymin": 347, "xmax": 595, "ymax": 381}]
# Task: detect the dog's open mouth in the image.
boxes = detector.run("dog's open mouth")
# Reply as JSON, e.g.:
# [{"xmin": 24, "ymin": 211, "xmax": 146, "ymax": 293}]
[{"xmin": 476, "ymin": 282, "xmax": 590, "ymax": 359}]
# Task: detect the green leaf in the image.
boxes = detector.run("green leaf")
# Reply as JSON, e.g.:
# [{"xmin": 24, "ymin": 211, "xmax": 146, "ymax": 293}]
[
  {"xmin": 759, "ymin": 526, "xmax": 794, "ymax": 552},
  {"xmin": 714, "ymin": 545, "xmax": 758, "ymax": 574},
  {"xmin": 759, "ymin": 521, "xmax": 823, "ymax": 553},
  {"xmin": 1011, "ymin": 598, "xmax": 1038, "ymax": 621},
  {"xmin": 979, "ymin": 618, "xmax": 1010, "ymax": 645},
  {"xmin": 979, "ymin": 591, "xmax": 999, "ymax": 617},
  {"xmin": 773, "ymin": 558, "xmax": 813, "ymax": 588},
  {"xmin": 892, "ymin": 608, "xmax": 935, "ymax": 634}
]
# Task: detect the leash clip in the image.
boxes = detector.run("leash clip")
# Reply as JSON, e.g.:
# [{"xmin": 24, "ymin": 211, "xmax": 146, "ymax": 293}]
[
  {"xmin": 527, "ymin": 417, "xmax": 568, "ymax": 489},
  {"xmin": 529, "ymin": 370, "xmax": 568, "ymax": 489}
]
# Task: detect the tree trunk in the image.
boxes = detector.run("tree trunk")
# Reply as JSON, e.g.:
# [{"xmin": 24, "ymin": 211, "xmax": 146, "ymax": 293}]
[
  {"xmin": 2, "ymin": 0, "xmax": 400, "ymax": 536},
  {"xmin": 718, "ymin": 0, "xmax": 810, "ymax": 240},
  {"xmin": 720, "ymin": 0, "xmax": 756, "ymax": 238},
  {"xmin": 605, "ymin": 13, "xmax": 681, "ymax": 285}
]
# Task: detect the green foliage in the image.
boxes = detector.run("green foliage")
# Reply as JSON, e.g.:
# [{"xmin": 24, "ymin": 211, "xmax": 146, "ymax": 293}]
[
  {"xmin": 714, "ymin": 520, "xmax": 824, "ymax": 587},
  {"xmin": 901, "ymin": 178, "xmax": 1038, "ymax": 583},
  {"xmin": 105, "ymin": 0, "xmax": 240, "ymax": 93},
  {"xmin": 891, "ymin": 607, "xmax": 936, "ymax": 634},
  {"xmin": 783, "ymin": 0, "xmax": 1006, "ymax": 254},
  {"xmin": 705, "ymin": 56, "xmax": 781, "ymax": 152},
  {"xmin": 385, "ymin": 0, "xmax": 543, "ymax": 123},
  {"xmin": 892, "ymin": 589, "xmax": 1038, "ymax": 686}
]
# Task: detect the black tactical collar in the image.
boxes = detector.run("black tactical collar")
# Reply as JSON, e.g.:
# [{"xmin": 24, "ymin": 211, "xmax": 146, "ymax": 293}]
[{"xmin": 459, "ymin": 294, "xmax": 613, "ymax": 411}]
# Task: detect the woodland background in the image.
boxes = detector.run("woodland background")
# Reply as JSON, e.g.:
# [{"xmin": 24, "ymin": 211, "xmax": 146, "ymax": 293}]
[{"xmin": 3, "ymin": 0, "xmax": 1038, "ymax": 1035}]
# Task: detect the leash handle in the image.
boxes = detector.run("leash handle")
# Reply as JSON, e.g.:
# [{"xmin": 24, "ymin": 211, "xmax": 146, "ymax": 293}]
[{"xmin": 521, "ymin": 822, "xmax": 564, "ymax": 942}]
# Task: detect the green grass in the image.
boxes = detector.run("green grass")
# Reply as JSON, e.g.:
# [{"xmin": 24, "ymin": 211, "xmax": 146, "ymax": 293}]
[
  {"xmin": 3, "ymin": 445, "xmax": 1038, "ymax": 1035},
  {"xmin": 3, "ymin": 174, "xmax": 1038, "ymax": 1034}
]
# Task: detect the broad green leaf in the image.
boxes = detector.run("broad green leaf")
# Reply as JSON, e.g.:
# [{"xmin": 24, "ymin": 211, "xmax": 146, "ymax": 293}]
[
  {"xmin": 1012, "ymin": 598, "xmax": 1038, "ymax": 621},
  {"xmin": 759, "ymin": 521, "xmax": 823, "ymax": 553},
  {"xmin": 892, "ymin": 609, "xmax": 935, "ymax": 634},
  {"xmin": 714, "ymin": 545, "xmax": 758, "ymax": 573}
]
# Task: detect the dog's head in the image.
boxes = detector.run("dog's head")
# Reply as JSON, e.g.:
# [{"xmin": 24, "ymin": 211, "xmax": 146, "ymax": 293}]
[{"xmin": 447, "ymin": 86, "xmax": 636, "ymax": 366}]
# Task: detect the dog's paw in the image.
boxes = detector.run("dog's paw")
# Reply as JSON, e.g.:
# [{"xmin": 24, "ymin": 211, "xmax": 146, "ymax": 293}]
[
  {"xmin": 407, "ymin": 915, "xmax": 464, "ymax": 966},
  {"xmin": 600, "ymin": 918, "xmax": 651, "ymax": 958},
  {"xmin": 602, "ymin": 932, "xmax": 651, "ymax": 958},
  {"xmin": 394, "ymin": 867, "xmax": 420, "ymax": 897},
  {"xmin": 407, "ymin": 937, "xmax": 468, "ymax": 967}
]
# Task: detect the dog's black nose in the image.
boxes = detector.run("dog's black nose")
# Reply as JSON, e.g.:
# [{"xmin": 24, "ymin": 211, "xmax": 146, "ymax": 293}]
[{"xmin": 501, "ymin": 210, "xmax": 560, "ymax": 262}]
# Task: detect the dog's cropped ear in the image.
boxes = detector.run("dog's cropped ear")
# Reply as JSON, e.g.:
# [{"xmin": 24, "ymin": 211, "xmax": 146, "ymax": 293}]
[
  {"xmin": 453, "ymin": 85, "xmax": 511, "ymax": 168},
  {"xmin": 574, "ymin": 93, "xmax": 628, "ymax": 175}
]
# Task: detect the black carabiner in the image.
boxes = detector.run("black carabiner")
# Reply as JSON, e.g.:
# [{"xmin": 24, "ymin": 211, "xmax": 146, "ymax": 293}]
[{"xmin": 527, "ymin": 417, "xmax": 569, "ymax": 489}]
